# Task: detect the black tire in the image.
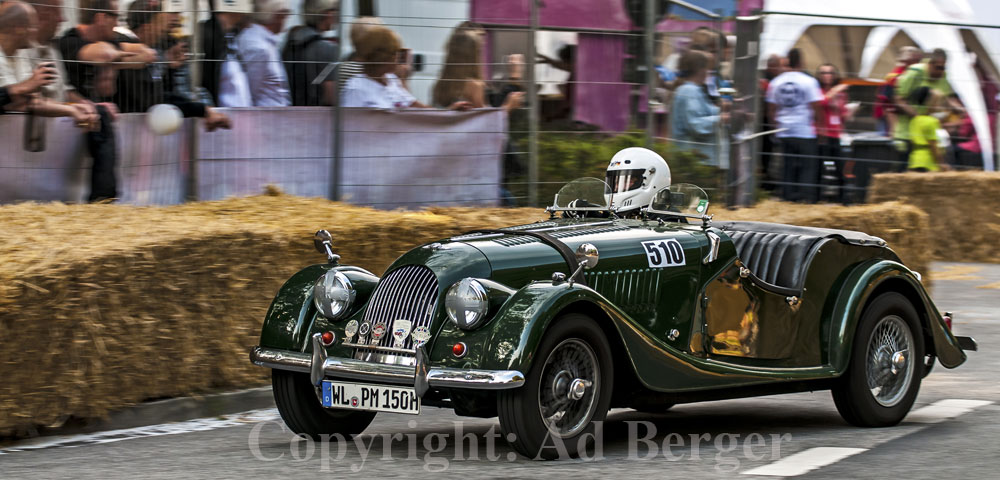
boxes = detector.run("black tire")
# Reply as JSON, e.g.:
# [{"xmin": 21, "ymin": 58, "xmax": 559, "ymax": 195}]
[
  {"xmin": 272, "ymin": 369, "xmax": 376, "ymax": 440},
  {"xmin": 832, "ymin": 292, "xmax": 925, "ymax": 427},
  {"xmin": 497, "ymin": 314, "xmax": 614, "ymax": 460}
]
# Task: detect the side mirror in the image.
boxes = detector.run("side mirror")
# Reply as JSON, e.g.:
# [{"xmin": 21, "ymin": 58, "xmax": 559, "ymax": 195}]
[
  {"xmin": 575, "ymin": 243, "xmax": 599, "ymax": 270},
  {"xmin": 313, "ymin": 230, "xmax": 339, "ymax": 265},
  {"xmin": 314, "ymin": 230, "xmax": 333, "ymax": 253}
]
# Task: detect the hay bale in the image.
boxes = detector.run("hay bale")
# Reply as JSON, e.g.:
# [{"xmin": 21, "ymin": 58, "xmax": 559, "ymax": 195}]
[
  {"xmin": 0, "ymin": 195, "xmax": 931, "ymax": 436},
  {"xmin": 0, "ymin": 196, "xmax": 549, "ymax": 437},
  {"xmin": 868, "ymin": 171, "xmax": 1000, "ymax": 263}
]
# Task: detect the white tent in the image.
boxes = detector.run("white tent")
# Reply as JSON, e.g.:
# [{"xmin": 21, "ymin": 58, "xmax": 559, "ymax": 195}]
[{"xmin": 760, "ymin": 0, "xmax": 997, "ymax": 170}]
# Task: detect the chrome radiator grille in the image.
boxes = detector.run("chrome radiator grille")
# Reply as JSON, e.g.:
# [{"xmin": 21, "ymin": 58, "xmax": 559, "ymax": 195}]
[{"xmin": 356, "ymin": 265, "xmax": 439, "ymax": 355}]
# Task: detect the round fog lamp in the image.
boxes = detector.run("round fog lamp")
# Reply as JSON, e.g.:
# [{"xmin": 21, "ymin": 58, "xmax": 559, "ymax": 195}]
[
  {"xmin": 313, "ymin": 271, "xmax": 355, "ymax": 320},
  {"xmin": 445, "ymin": 278, "xmax": 489, "ymax": 330}
]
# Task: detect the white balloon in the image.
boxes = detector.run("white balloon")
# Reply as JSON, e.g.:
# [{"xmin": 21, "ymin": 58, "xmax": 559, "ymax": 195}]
[{"xmin": 147, "ymin": 104, "xmax": 183, "ymax": 135}]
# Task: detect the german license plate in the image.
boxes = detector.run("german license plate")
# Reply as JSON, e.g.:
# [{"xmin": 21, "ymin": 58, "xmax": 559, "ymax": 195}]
[{"xmin": 321, "ymin": 381, "xmax": 420, "ymax": 415}]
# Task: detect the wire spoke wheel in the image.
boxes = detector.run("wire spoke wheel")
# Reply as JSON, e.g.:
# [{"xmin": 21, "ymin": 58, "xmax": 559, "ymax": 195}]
[
  {"xmin": 865, "ymin": 315, "xmax": 914, "ymax": 407},
  {"xmin": 832, "ymin": 292, "xmax": 924, "ymax": 427},
  {"xmin": 538, "ymin": 338, "xmax": 599, "ymax": 438},
  {"xmin": 498, "ymin": 314, "xmax": 613, "ymax": 459}
]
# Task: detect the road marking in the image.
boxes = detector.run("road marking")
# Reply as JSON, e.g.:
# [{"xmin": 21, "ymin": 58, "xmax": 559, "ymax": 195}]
[
  {"xmin": 742, "ymin": 447, "xmax": 867, "ymax": 477},
  {"xmin": 904, "ymin": 399, "xmax": 993, "ymax": 424},
  {"xmin": 0, "ymin": 408, "xmax": 280, "ymax": 455},
  {"xmin": 742, "ymin": 399, "xmax": 992, "ymax": 477}
]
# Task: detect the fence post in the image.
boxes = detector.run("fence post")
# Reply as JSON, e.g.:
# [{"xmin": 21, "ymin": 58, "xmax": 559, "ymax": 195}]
[
  {"xmin": 185, "ymin": 0, "xmax": 201, "ymax": 202},
  {"xmin": 329, "ymin": 10, "xmax": 344, "ymax": 202},
  {"xmin": 644, "ymin": 0, "xmax": 656, "ymax": 148},
  {"xmin": 527, "ymin": 0, "xmax": 540, "ymax": 207},
  {"xmin": 732, "ymin": 13, "xmax": 764, "ymax": 207},
  {"xmin": 185, "ymin": 122, "xmax": 200, "ymax": 202}
]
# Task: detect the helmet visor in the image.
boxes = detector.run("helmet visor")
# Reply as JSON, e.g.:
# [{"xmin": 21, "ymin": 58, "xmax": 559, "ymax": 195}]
[{"xmin": 606, "ymin": 169, "xmax": 646, "ymax": 194}]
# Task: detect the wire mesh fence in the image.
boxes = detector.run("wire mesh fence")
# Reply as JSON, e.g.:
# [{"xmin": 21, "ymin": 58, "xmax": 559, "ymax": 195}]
[{"xmin": 1, "ymin": 0, "xmax": 998, "ymax": 209}]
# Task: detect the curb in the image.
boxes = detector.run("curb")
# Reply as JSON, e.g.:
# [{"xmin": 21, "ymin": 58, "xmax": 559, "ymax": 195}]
[
  {"xmin": 18, "ymin": 387, "xmax": 276, "ymax": 440},
  {"xmin": 99, "ymin": 387, "xmax": 277, "ymax": 430}
]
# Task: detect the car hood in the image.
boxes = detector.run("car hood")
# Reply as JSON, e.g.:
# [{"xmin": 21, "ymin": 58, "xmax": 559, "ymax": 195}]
[{"xmin": 445, "ymin": 219, "xmax": 705, "ymax": 289}]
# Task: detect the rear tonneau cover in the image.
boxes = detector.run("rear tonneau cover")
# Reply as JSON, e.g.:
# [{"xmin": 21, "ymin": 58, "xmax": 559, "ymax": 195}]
[{"xmin": 715, "ymin": 221, "xmax": 886, "ymax": 247}]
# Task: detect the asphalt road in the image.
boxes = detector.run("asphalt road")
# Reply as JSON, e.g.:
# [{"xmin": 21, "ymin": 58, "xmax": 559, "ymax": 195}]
[{"xmin": 2, "ymin": 262, "xmax": 997, "ymax": 479}]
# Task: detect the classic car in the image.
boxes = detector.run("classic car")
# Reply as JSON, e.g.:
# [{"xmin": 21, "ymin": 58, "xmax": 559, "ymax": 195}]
[{"xmin": 250, "ymin": 175, "xmax": 977, "ymax": 459}]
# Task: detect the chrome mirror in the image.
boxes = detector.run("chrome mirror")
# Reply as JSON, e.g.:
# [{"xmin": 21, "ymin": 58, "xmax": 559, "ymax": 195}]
[
  {"xmin": 575, "ymin": 243, "xmax": 599, "ymax": 270},
  {"xmin": 313, "ymin": 230, "xmax": 339, "ymax": 264},
  {"xmin": 314, "ymin": 230, "xmax": 333, "ymax": 253},
  {"xmin": 567, "ymin": 244, "xmax": 598, "ymax": 287}
]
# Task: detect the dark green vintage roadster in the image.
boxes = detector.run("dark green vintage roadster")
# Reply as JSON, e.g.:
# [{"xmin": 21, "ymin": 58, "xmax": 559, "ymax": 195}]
[{"xmin": 251, "ymin": 177, "xmax": 977, "ymax": 459}]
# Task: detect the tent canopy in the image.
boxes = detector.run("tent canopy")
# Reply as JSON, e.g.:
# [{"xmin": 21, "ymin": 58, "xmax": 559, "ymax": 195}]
[{"xmin": 761, "ymin": 0, "xmax": 997, "ymax": 170}]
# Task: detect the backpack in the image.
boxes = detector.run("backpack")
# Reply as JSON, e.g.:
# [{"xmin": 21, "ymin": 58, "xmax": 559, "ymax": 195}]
[{"xmin": 282, "ymin": 28, "xmax": 325, "ymax": 106}]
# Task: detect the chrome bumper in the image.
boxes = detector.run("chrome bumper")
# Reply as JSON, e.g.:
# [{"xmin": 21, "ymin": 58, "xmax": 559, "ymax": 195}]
[{"xmin": 250, "ymin": 334, "xmax": 525, "ymax": 396}]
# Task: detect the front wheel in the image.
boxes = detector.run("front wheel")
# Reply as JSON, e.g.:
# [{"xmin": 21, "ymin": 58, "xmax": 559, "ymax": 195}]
[
  {"xmin": 272, "ymin": 369, "xmax": 376, "ymax": 440},
  {"xmin": 497, "ymin": 314, "xmax": 613, "ymax": 459},
  {"xmin": 832, "ymin": 292, "xmax": 925, "ymax": 427}
]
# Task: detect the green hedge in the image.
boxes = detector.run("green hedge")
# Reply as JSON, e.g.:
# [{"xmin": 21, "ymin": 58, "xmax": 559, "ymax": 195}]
[{"xmin": 506, "ymin": 131, "xmax": 720, "ymax": 207}]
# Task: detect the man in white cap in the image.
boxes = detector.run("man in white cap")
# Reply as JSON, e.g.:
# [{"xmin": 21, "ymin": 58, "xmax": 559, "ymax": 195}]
[{"xmin": 236, "ymin": 0, "xmax": 291, "ymax": 106}]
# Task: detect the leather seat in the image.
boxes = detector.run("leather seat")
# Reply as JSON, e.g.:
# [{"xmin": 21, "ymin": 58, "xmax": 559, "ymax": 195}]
[{"xmin": 725, "ymin": 230, "xmax": 825, "ymax": 293}]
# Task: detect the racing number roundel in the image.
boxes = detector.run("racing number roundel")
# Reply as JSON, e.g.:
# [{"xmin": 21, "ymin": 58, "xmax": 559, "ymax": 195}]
[{"xmin": 641, "ymin": 239, "xmax": 686, "ymax": 268}]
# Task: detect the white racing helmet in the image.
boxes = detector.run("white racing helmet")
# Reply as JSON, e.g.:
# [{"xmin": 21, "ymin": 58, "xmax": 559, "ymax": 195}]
[{"xmin": 604, "ymin": 147, "xmax": 671, "ymax": 214}]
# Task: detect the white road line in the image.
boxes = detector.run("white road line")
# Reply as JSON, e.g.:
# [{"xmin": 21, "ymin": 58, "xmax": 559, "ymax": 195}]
[
  {"xmin": 741, "ymin": 447, "xmax": 868, "ymax": 477},
  {"xmin": 742, "ymin": 398, "xmax": 992, "ymax": 477},
  {"xmin": 905, "ymin": 399, "xmax": 993, "ymax": 424},
  {"xmin": 0, "ymin": 408, "xmax": 280, "ymax": 455}
]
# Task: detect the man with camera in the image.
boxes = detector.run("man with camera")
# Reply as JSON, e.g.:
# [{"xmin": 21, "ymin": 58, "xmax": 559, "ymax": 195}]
[{"xmin": 0, "ymin": 1, "xmax": 99, "ymax": 125}]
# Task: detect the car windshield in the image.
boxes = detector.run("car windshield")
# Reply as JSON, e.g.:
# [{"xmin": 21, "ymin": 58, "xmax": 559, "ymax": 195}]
[
  {"xmin": 647, "ymin": 183, "xmax": 710, "ymax": 217},
  {"xmin": 551, "ymin": 177, "xmax": 612, "ymax": 211}
]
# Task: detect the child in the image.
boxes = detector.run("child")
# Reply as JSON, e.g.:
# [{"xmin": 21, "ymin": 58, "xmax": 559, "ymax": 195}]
[{"xmin": 908, "ymin": 86, "xmax": 950, "ymax": 172}]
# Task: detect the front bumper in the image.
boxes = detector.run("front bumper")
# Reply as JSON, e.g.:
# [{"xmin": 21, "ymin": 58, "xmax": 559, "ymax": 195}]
[{"xmin": 250, "ymin": 334, "xmax": 525, "ymax": 396}]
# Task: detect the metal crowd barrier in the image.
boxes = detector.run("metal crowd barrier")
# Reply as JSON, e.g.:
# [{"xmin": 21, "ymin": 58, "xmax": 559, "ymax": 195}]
[{"xmin": 0, "ymin": 108, "xmax": 507, "ymax": 208}]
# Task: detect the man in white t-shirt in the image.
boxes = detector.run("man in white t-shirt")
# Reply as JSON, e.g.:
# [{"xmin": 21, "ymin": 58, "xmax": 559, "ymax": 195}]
[{"xmin": 766, "ymin": 48, "xmax": 824, "ymax": 203}]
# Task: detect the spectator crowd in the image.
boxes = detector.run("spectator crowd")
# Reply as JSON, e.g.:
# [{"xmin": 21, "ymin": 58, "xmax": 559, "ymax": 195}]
[
  {"xmin": 660, "ymin": 25, "xmax": 992, "ymax": 206},
  {"xmin": 0, "ymin": 0, "xmax": 994, "ymax": 206},
  {"xmin": 0, "ymin": 0, "xmax": 529, "ymax": 203}
]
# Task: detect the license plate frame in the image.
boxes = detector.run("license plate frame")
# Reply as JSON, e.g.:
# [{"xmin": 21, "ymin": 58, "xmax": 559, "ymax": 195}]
[{"xmin": 321, "ymin": 381, "xmax": 421, "ymax": 415}]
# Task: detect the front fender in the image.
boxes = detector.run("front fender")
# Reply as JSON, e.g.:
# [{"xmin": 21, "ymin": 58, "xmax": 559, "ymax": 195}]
[
  {"xmin": 429, "ymin": 281, "xmax": 620, "ymax": 373},
  {"xmin": 259, "ymin": 264, "xmax": 378, "ymax": 352},
  {"xmin": 829, "ymin": 260, "xmax": 967, "ymax": 372}
]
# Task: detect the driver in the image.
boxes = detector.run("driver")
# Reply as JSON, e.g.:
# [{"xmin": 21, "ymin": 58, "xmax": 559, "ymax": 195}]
[{"xmin": 604, "ymin": 147, "xmax": 671, "ymax": 219}]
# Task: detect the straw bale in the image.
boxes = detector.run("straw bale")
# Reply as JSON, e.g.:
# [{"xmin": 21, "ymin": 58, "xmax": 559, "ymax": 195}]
[
  {"xmin": 0, "ymin": 196, "xmax": 547, "ymax": 437},
  {"xmin": 868, "ymin": 171, "xmax": 1000, "ymax": 263},
  {"xmin": 0, "ymin": 194, "xmax": 930, "ymax": 437}
]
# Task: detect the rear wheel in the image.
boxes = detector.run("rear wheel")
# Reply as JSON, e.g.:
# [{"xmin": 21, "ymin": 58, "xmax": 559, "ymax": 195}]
[
  {"xmin": 832, "ymin": 292, "xmax": 924, "ymax": 427},
  {"xmin": 498, "ymin": 314, "xmax": 613, "ymax": 459},
  {"xmin": 272, "ymin": 369, "xmax": 376, "ymax": 439}
]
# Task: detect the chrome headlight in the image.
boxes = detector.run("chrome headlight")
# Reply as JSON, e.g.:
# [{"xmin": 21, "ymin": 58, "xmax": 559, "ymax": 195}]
[
  {"xmin": 445, "ymin": 278, "xmax": 489, "ymax": 330},
  {"xmin": 313, "ymin": 271, "xmax": 355, "ymax": 320}
]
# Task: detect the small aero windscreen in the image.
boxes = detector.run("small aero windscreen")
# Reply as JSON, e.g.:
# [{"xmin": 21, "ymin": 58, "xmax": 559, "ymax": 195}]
[{"xmin": 606, "ymin": 169, "xmax": 645, "ymax": 194}]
